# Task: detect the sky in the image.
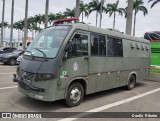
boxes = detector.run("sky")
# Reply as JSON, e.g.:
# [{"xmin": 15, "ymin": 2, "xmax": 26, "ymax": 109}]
[{"xmin": 0, "ymin": 0, "xmax": 160, "ymax": 39}]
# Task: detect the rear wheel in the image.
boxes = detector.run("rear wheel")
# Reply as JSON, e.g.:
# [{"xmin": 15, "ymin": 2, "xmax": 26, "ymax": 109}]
[
  {"xmin": 65, "ymin": 83, "xmax": 84, "ymax": 107},
  {"xmin": 9, "ymin": 59, "xmax": 16, "ymax": 65},
  {"xmin": 127, "ymin": 75, "xmax": 136, "ymax": 90}
]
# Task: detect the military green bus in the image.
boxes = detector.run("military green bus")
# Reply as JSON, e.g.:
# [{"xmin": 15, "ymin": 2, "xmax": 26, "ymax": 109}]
[{"xmin": 13, "ymin": 18, "xmax": 150, "ymax": 107}]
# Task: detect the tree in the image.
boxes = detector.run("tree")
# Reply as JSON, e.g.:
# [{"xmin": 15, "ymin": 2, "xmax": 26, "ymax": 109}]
[
  {"xmin": 88, "ymin": 0, "xmax": 105, "ymax": 26},
  {"xmin": 48, "ymin": 13, "xmax": 56, "ymax": 24},
  {"xmin": 55, "ymin": 12, "xmax": 65, "ymax": 19},
  {"xmin": 33, "ymin": 14, "xmax": 41, "ymax": 27},
  {"xmin": 1, "ymin": 0, "xmax": 5, "ymax": 47},
  {"xmin": 106, "ymin": 0, "xmax": 125, "ymax": 29},
  {"xmin": 10, "ymin": 0, "xmax": 14, "ymax": 47},
  {"xmin": 0, "ymin": 22, "xmax": 8, "ymax": 39},
  {"xmin": 125, "ymin": 0, "xmax": 133, "ymax": 35},
  {"xmin": 133, "ymin": 0, "xmax": 148, "ymax": 36},
  {"xmin": 75, "ymin": 0, "xmax": 80, "ymax": 21},
  {"xmin": 148, "ymin": 0, "xmax": 160, "ymax": 8},
  {"xmin": 45, "ymin": 0, "xmax": 49, "ymax": 28},
  {"xmin": 64, "ymin": 8, "xmax": 75, "ymax": 17},
  {"xmin": 23, "ymin": 0, "xmax": 29, "ymax": 49},
  {"xmin": 13, "ymin": 20, "xmax": 24, "ymax": 42},
  {"xmin": 80, "ymin": 1, "xmax": 89, "ymax": 22}
]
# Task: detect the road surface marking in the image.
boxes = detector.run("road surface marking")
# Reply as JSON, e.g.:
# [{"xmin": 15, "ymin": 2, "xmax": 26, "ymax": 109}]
[
  {"xmin": 0, "ymin": 86, "xmax": 18, "ymax": 90},
  {"xmin": 0, "ymin": 72, "xmax": 15, "ymax": 75},
  {"xmin": 59, "ymin": 88, "xmax": 160, "ymax": 121}
]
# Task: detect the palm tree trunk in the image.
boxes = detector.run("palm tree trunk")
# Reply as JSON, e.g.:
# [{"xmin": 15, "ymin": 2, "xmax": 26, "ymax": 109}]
[
  {"xmin": 133, "ymin": 11, "xmax": 136, "ymax": 36},
  {"xmin": 82, "ymin": 12, "xmax": 83, "ymax": 22},
  {"xmin": 125, "ymin": 0, "xmax": 133, "ymax": 35},
  {"xmin": 96, "ymin": 11, "xmax": 98, "ymax": 27},
  {"xmin": 113, "ymin": 12, "xmax": 116, "ymax": 29},
  {"xmin": 1, "ymin": 0, "xmax": 5, "ymax": 47},
  {"xmin": 32, "ymin": 30, "xmax": 34, "ymax": 40},
  {"xmin": 23, "ymin": 0, "xmax": 28, "ymax": 49},
  {"xmin": 99, "ymin": 0, "xmax": 104, "ymax": 28},
  {"xmin": 10, "ymin": 0, "xmax": 14, "ymax": 47},
  {"xmin": 75, "ymin": 0, "xmax": 80, "ymax": 22},
  {"xmin": 18, "ymin": 29, "xmax": 20, "ymax": 41},
  {"xmin": 45, "ymin": 0, "xmax": 49, "ymax": 28}
]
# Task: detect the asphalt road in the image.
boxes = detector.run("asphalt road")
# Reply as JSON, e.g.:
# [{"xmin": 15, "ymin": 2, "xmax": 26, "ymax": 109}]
[{"xmin": 0, "ymin": 62, "xmax": 160, "ymax": 121}]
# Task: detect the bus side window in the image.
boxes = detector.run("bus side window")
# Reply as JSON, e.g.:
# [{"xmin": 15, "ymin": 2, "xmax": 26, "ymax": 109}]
[
  {"xmin": 107, "ymin": 37, "xmax": 123, "ymax": 57},
  {"xmin": 67, "ymin": 34, "xmax": 88, "ymax": 58},
  {"xmin": 91, "ymin": 34, "xmax": 106, "ymax": 56}
]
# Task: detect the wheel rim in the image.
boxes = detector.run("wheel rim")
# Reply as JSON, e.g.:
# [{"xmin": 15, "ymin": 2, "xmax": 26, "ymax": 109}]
[
  {"xmin": 10, "ymin": 60, "xmax": 15, "ymax": 65},
  {"xmin": 70, "ymin": 87, "xmax": 81, "ymax": 104}
]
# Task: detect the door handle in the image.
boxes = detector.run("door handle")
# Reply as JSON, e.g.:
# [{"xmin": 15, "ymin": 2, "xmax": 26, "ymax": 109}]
[{"xmin": 84, "ymin": 57, "xmax": 89, "ymax": 60}]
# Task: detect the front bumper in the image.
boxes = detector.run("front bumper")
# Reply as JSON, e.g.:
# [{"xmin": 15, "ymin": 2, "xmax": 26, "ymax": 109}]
[
  {"xmin": 13, "ymin": 73, "xmax": 58, "ymax": 102},
  {"xmin": 13, "ymin": 77, "xmax": 45, "ymax": 93}
]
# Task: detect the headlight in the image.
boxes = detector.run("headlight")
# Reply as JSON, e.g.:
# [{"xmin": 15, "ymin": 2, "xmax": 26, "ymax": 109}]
[{"xmin": 34, "ymin": 73, "xmax": 55, "ymax": 81}]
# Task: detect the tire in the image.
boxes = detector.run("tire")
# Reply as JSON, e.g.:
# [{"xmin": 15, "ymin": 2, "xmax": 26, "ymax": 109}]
[
  {"xmin": 9, "ymin": 59, "xmax": 16, "ymax": 65},
  {"xmin": 127, "ymin": 75, "xmax": 136, "ymax": 90},
  {"xmin": 65, "ymin": 83, "xmax": 84, "ymax": 107}
]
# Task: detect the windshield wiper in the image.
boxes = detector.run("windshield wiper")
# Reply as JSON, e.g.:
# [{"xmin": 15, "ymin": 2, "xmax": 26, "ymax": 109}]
[
  {"xmin": 25, "ymin": 50, "xmax": 34, "ymax": 59},
  {"xmin": 33, "ymin": 48, "xmax": 47, "ymax": 61}
]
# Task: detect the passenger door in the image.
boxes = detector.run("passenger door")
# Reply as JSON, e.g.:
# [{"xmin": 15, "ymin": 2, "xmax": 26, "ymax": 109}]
[
  {"xmin": 59, "ymin": 32, "xmax": 89, "ymax": 88},
  {"xmin": 88, "ymin": 34, "xmax": 108, "ymax": 93}
]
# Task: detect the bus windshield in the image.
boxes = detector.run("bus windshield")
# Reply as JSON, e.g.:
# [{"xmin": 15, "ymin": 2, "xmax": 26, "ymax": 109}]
[{"xmin": 25, "ymin": 25, "xmax": 72, "ymax": 58}]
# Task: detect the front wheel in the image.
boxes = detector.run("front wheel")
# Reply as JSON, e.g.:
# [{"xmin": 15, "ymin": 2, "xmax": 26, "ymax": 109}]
[
  {"xmin": 9, "ymin": 59, "xmax": 16, "ymax": 65},
  {"xmin": 126, "ymin": 75, "xmax": 136, "ymax": 90},
  {"xmin": 65, "ymin": 83, "xmax": 84, "ymax": 107}
]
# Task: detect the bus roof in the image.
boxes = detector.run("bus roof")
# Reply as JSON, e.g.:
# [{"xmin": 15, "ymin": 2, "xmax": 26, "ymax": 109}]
[{"xmin": 52, "ymin": 23, "xmax": 150, "ymax": 44}]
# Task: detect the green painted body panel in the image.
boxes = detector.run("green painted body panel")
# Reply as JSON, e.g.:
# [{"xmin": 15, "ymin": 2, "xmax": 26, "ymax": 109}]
[{"xmin": 151, "ymin": 42, "xmax": 160, "ymax": 66}]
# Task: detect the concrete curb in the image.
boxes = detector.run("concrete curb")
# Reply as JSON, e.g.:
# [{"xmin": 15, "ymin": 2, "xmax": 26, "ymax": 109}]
[{"xmin": 149, "ymin": 73, "xmax": 160, "ymax": 82}]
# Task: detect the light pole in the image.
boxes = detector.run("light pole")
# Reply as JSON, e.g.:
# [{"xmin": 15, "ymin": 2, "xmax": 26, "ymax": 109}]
[
  {"xmin": 45, "ymin": 0, "xmax": 49, "ymax": 28},
  {"xmin": 10, "ymin": 0, "xmax": 14, "ymax": 47},
  {"xmin": 1, "ymin": 0, "xmax": 5, "ymax": 47},
  {"xmin": 125, "ymin": 0, "xmax": 133, "ymax": 35}
]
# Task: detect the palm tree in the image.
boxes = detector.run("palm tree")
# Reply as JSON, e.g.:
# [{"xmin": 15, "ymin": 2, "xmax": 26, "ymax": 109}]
[
  {"xmin": 88, "ymin": 0, "xmax": 105, "ymax": 26},
  {"xmin": 10, "ymin": 0, "xmax": 14, "ymax": 47},
  {"xmin": 133, "ymin": 0, "xmax": 148, "ymax": 36},
  {"xmin": 1, "ymin": 0, "xmax": 5, "ymax": 47},
  {"xmin": 148, "ymin": 0, "xmax": 160, "ymax": 8},
  {"xmin": 75, "ymin": 0, "xmax": 80, "ymax": 21},
  {"xmin": 64, "ymin": 8, "xmax": 75, "ymax": 17},
  {"xmin": 106, "ymin": 0, "xmax": 125, "ymax": 29},
  {"xmin": 125, "ymin": 0, "xmax": 134, "ymax": 35},
  {"xmin": 48, "ymin": 13, "xmax": 56, "ymax": 24},
  {"xmin": 45, "ymin": 0, "xmax": 49, "ymax": 28},
  {"xmin": 0, "ymin": 22, "xmax": 8, "ymax": 39},
  {"xmin": 13, "ymin": 20, "xmax": 24, "ymax": 41},
  {"xmin": 55, "ymin": 12, "xmax": 65, "ymax": 19},
  {"xmin": 80, "ymin": 1, "xmax": 89, "ymax": 22},
  {"xmin": 23, "ymin": 0, "xmax": 29, "ymax": 49}
]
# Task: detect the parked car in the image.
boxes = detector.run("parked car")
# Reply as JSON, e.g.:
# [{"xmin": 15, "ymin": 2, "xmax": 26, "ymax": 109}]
[
  {"xmin": 2, "ymin": 50, "xmax": 25, "ymax": 65},
  {"xmin": 0, "ymin": 47, "xmax": 17, "ymax": 61}
]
